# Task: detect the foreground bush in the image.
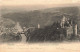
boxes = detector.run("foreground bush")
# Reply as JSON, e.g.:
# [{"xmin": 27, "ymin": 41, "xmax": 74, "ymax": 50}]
[{"xmin": 0, "ymin": 33, "xmax": 22, "ymax": 42}]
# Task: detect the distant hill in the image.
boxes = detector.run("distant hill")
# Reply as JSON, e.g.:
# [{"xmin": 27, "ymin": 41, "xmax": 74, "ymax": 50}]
[
  {"xmin": 1, "ymin": 6, "xmax": 80, "ymax": 28},
  {"xmin": 1, "ymin": 5, "xmax": 49, "ymax": 14},
  {"xmin": 42, "ymin": 6, "xmax": 79, "ymax": 14}
]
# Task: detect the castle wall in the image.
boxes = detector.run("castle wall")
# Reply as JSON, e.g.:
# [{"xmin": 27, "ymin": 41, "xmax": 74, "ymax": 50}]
[
  {"xmin": 66, "ymin": 26, "xmax": 73, "ymax": 36},
  {"xmin": 73, "ymin": 24, "xmax": 78, "ymax": 36}
]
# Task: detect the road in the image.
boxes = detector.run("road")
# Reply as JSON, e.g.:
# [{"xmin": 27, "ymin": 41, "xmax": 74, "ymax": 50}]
[{"xmin": 20, "ymin": 34, "xmax": 26, "ymax": 43}]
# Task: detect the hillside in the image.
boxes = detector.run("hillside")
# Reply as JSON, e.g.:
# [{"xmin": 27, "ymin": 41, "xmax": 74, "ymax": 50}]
[{"xmin": 1, "ymin": 6, "xmax": 80, "ymax": 28}]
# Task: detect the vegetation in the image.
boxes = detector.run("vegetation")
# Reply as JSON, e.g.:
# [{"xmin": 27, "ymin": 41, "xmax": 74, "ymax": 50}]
[
  {"xmin": 0, "ymin": 33, "xmax": 21, "ymax": 42},
  {"xmin": 26, "ymin": 22, "xmax": 66, "ymax": 42},
  {"xmin": 0, "ymin": 6, "xmax": 80, "ymax": 42},
  {"xmin": 2, "ymin": 6, "xmax": 80, "ymax": 28}
]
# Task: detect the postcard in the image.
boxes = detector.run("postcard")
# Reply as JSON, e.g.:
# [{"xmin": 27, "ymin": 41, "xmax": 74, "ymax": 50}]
[{"xmin": 0, "ymin": 0, "xmax": 80, "ymax": 52}]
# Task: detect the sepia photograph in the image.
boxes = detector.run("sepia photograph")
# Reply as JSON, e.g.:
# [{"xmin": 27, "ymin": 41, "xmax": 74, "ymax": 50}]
[{"xmin": 0, "ymin": 0, "xmax": 80, "ymax": 52}]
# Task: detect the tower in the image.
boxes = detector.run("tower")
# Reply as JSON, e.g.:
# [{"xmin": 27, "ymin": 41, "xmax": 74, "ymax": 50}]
[
  {"xmin": 38, "ymin": 24, "xmax": 40, "ymax": 29},
  {"xmin": 61, "ymin": 16, "xmax": 67, "ymax": 28},
  {"xmin": 73, "ymin": 24, "xmax": 78, "ymax": 36}
]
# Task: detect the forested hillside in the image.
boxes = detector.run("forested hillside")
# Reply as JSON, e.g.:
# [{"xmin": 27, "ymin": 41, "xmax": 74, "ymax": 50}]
[{"xmin": 2, "ymin": 6, "xmax": 80, "ymax": 28}]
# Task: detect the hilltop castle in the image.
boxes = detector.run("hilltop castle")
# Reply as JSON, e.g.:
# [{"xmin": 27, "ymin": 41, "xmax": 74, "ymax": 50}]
[{"xmin": 60, "ymin": 15, "xmax": 78, "ymax": 37}]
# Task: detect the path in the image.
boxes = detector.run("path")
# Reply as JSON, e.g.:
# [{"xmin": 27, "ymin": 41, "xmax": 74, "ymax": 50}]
[{"xmin": 20, "ymin": 34, "xmax": 27, "ymax": 43}]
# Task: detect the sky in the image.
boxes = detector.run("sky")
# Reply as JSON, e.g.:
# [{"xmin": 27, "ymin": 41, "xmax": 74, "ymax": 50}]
[{"xmin": 1, "ymin": 0, "xmax": 80, "ymax": 6}]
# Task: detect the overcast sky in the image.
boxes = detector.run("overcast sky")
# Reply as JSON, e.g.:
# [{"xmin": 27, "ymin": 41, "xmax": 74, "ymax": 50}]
[{"xmin": 1, "ymin": 0, "xmax": 80, "ymax": 6}]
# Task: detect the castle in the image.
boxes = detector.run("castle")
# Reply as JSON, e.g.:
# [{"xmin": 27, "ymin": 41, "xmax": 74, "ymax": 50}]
[{"xmin": 60, "ymin": 15, "xmax": 78, "ymax": 37}]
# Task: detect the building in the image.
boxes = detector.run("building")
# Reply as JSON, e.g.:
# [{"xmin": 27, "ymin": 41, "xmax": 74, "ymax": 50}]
[{"xmin": 60, "ymin": 15, "xmax": 78, "ymax": 37}]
